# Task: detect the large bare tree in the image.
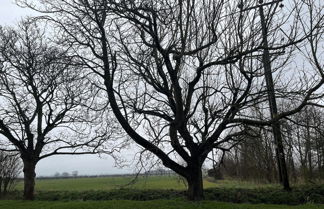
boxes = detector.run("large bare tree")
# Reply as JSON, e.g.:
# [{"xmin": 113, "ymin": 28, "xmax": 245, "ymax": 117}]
[
  {"xmin": 0, "ymin": 20, "xmax": 121, "ymax": 200},
  {"xmin": 21, "ymin": 0, "xmax": 324, "ymax": 200}
]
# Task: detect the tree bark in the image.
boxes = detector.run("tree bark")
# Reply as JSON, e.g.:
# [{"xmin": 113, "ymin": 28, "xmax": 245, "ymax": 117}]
[
  {"xmin": 23, "ymin": 160, "xmax": 36, "ymax": 200},
  {"xmin": 186, "ymin": 165, "xmax": 204, "ymax": 201}
]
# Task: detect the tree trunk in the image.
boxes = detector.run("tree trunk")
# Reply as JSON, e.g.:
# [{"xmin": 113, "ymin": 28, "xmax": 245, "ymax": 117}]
[
  {"xmin": 259, "ymin": 3, "xmax": 291, "ymax": 191},
  {"xmin": 274, "ymin": 123, "xmax": 291, "ymax": 191},
  {"xmin": 306, "ymin": 121, "xmax": 313, "ymax": 179},
  {"xmin": 0, "ymin": 177, "xmax": 2, "ymax": 196},
  {"xmin": 23, "ymin": 160, "xmax": 36, "ymax": 200},
  {"xmin": 274, "ymin": 147, "xmax": 283, "ymax": 183},
  {"xmin": 3, "ymin": 178, "xmax": 9, "ymax": 195},
  {"xmin": 186, "ymin": 166, "xmax": 204, "ymax": 201}
]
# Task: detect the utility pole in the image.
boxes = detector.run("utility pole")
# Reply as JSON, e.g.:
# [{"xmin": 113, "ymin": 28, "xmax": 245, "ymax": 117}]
[{"xmin": 258, "ymin": 0, "xmax": 291, "ymax": 191}]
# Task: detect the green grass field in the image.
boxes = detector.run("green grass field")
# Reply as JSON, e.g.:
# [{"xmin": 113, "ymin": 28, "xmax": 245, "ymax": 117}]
[
  {"xmin": 14, "ymin": 175, "xmax": 279, "ymax": 191},
  {"xmin": 1, "ymin": 200, "xmax": 324, "ymax": 209},
  {"xmin": 6, "ymin": 176, "xmax": 324, "ymax": 209},
  {"xmin": 15, "ymin": 175, "xmax": 193, "ymax": 191}
]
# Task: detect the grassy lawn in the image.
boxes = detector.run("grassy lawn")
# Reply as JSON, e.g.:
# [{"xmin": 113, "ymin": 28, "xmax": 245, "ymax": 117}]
[
  {"xmin": 10, "ymin": 176, "xmax": 324, "ymax": 205},
  {"xmin": 1, "ymin": 200, "xmax": 323, "ymax": 209},
  {"xmin": 14, "ymin": 175, "xmax": 279, "ymax": 191},
  {"xmin": 15, "ymin": 176, "xmax": 212, "ymax": 191},
  {"xmin": 207, "ymin": 178, "xmax": 280, "ymax": 189}
]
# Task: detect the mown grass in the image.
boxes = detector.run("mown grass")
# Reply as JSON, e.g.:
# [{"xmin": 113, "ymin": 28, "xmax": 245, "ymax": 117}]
[
  {"xmin": 14, "ymin": 175, "xmax": 279, "ymax": 191},
  {"xmin": 1, "ymin": 200, "xmax": 323, "ymax": 209},
  {"xmin": 15, "ymin": 175, "xmax": 216, "ymax": 191},
  {"xmin": 9, "ymin": 176, "xmax": 324, "ymax": 205}
]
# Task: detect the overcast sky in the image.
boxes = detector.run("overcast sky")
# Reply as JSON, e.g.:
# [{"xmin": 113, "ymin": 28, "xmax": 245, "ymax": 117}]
[
  {"xmin": 0, "ymin": 0, "xmax": 35, "ymax": 25},
  {"xmin": 0, "ymin": 0, "xmax": 132, "ymax": 177}
]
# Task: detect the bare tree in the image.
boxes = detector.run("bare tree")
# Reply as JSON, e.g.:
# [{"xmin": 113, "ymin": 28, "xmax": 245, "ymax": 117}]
[
  {"xmin": 225, "ymin": 127, "xmax": 278, "ymax": 183},
  {"xmin": 283, "ymin": 105, "xmax": 324, "ymax": 181},
  {"xmin": 21, "ymin": 0, "xmax": 324, "ymax": 200},
  {"xmin": 0, "ymin": 20, "xmax": 121, "ymax": 200},
  {"xmin": 0, "ymin": 152, "xmax": 22, "ymax": 196}
]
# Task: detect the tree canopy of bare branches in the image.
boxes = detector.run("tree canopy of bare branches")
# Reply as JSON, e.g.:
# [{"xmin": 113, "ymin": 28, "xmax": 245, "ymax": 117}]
[
  {"xmin": 0, "ymin": 19, "xmax": 124, "ymax": 200},
  {"xmin": 20, "ymin": 0, "xmax": 324, "ymax": 200}
]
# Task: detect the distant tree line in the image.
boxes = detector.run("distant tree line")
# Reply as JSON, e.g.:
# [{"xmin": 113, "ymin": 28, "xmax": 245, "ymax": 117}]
[
  {"xmin": 53, "ymin": 171, "xmax": 78, "ymax": 178},
  {"xmin": 210, "ymin": 105, "xmax": 324, "ymax": 183},
  {"xmin": 144, "ymin": 168, "xmax": 176, "ymax": 176}
]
